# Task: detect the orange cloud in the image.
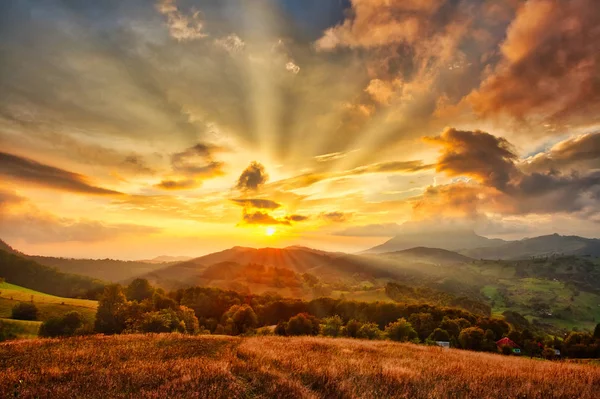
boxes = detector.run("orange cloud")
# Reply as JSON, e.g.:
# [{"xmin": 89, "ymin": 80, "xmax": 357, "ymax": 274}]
[{"xmin": 469, "ymin": 0, "xmax": 600, "ymax": 122}]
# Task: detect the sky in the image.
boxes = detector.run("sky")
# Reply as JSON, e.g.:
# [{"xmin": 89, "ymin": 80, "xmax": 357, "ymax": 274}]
[{"xmin": 1, "ymin": 0, "xmax": 599, "ymax": 259}]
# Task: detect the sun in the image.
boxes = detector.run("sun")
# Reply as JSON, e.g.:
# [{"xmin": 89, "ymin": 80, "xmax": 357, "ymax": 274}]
[{"xmin": 265, "ymin": 227, "xmax": 276, "ymax": 236}]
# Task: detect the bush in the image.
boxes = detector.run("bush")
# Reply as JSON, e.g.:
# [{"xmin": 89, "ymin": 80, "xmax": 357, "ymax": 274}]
[
  {"xmin": 39, "ymin": 311, "xmax": 85, "ymax": 337},
  {"xmin": 274, "ymin": 321, "xmax": 287, "ymax": 336},
  {"xmin": 386, "ymin": 318, "xmax": 418, "ymax": 342},
  {"xmin": 343, "ymin": 319, "xmax": 362, "ymax": 338},
  {"xmin": 222, "ymin": 305, "xmax": 258, "ymax": 335},
  {"xmin": 11, "ymin": 302, "xmax": 38, "ymax": 321}
]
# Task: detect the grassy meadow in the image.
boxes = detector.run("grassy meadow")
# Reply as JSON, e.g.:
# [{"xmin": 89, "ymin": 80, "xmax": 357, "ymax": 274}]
[
  {"xmin": 0, "ymin": 282, "xmax": 98, "ymax": 333},
  {"xmin": 1, "ymin": 334, "xmax": 598, "ymax": 398}
]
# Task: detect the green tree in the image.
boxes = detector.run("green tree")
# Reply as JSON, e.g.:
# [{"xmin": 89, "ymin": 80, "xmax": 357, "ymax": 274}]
[
  {"xmin": 409, "ymin": 313, "xmax": 436, "ymax": 341},
  {"xmin": 11, "ymin": 302, "xmax": 38, "ymax": 321},
  {"xmin": 428, "ymin": 328, "xmax": 451, "ymax": 342},
  {"xmin": 321, "ymin": 315, "xmax": 343, "ymax": 337},
  {"xmin": 459, "ymin": 327, "xmax": 485, "ymax": 351},
  {"xmin": 94, "ymin": 284, "xmax": 128, "ymax": 334},
  {"xmin": 385, "ymin": 318, "xmax": 418, "ymax": 342},
  {"xmin": 126, "ymin": 279, "xmax": 155, "ymax": 302},
  {"xmin": 357, "ymin": 322, "xmax": 383, "ymax": 340},
  {"xmin": 223, "ymin": 305, "xmax": 258, "ymax": 335},
  {"xmin": 177, "ymin": 306, "xmax": 200, "ymax": 335},
  {"xmin": 343, "ymin": 319, "xmax": 362, "ymax": 338},
  {"xmin": 286, "ymin": 313, "xmax": 319, "ymax": 336},
  {"xmin": 593, "ymin": 323, "xmax": 600, "ymax": 340}
]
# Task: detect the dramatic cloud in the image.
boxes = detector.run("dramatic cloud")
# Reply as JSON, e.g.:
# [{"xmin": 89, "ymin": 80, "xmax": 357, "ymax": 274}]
[
  {"xmin": 156, "ymin": 0, "xmax": 207, "ymax": 41},
  {"xmin": 231, "ymin": 199, "xmax": 281, "ymax": 210},
  {"xmin": 425, "ymin": 128, "xmax": 518, "ymax": 190},
  {"xmin": 236, "ymin": 162, "xmax": 269, "ymax": 192},
  {"xmin": 0, "ymin": 152, "xmax": 121, "ymax": 195},
  {"xmin": 470, "ymin": 0, "xmax": 600, "ymax": 122},
  {"xmin": 154, "ymin": 143, "xmax": 225, "ymax": 191},
  {"xmin": 523, "ymin": 132, "xmax": 600, "ymax": 174},
  {"xmin": 420, "ymin": 127, "xmax": 600, "ymax": 219}
]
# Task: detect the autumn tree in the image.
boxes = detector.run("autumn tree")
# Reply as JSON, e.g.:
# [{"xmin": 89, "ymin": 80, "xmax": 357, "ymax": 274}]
[{"xmin": 385, "ymin": 318, "xmax": 418, "ymax": 342}]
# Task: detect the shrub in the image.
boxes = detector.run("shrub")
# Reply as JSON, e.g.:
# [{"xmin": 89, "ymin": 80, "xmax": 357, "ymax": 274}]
[
  {"xmin": 0, "ymin": 320, "xmax": 16, "ymax": 342},
  {"xmin": 222, "ymin": 305, "xmax": 258, "ymax": 335},
  {"xmin": 386, "ymin": 318, "xmax": 418, "ymax": 342},
  {"xmin": 39, "ymin": 311, "xmax": 85, "ymax": 337},
  {"xmin": 274, "ymin": 321, "xmax": 287, "ymax": 336},
  {"xmin": 11, "ymin": 302, "xmax": 38, "ymax": 321}
]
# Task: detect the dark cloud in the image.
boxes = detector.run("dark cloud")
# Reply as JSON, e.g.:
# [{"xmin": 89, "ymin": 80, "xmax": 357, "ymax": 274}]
[
  {"xmin": 154, "ymin": 179, "xmax": 198, "ymax": 190},
  {"xmin": 170, "ymin": 143, "xmax": 225, "ymax": 177},
  {"xmin": 231, "ymin": 199, "xmax": 281, "ymax": 210},
  {"xmin": 236, "ymin": 162, "xmax": 268, "ymax": 191},
  {"xmin": 286, "ymin": 214, "xmax": 309, "ymax": 222},
  {"xmin": 320, "ymin": 211, "xmax": 351, "ymax": 223},
  {"xmin": 469, "ymin": 0, "xmax": 600, "ymax": 123},
  {"xmin": 522, "ymin": 132, "xmax": 600, "ymax": 174},
  {"xmin": 154, "ymin": 143, "xmax": 225, "ymax": 190},
  {"xmin": 425, "ymin": 127, "xmax": 519, "ymax": 190},
  {"xmin": 0, "ymin": 151, "xmax": 122, "ymax": 195},
  {"xmin": 421, "ymin": 127, "xmax": 600, "ymax": 218}
]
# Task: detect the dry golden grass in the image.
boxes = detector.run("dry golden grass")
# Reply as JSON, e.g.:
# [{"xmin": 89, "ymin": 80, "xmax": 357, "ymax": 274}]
[{"xmin": 1, "ymin": 334, "xmax": 598, "ymax": 398}]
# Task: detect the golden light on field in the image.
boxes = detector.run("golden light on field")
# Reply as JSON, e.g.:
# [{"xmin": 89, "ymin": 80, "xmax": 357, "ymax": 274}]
[{"xmin": 265, "ymin": 227, "xmax": 276, "ymax": 237}]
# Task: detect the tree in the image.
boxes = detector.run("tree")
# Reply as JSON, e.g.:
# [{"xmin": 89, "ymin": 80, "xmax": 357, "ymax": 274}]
[
  {"xmin": 177, "ymin": 306, "xmax": 200, "ymax": 335},
  {"xmin": 11, "ymin": 302, "xmax": 38, "ymax": 321},
  {"xmin": 39, "ymin": 311, "xmax": 84, "ymax": 337},
  {"xmin": 321, "ymin": 315, "xmax": 343, "ymax": 337},
  {"xmin": 0, "ymin": 320, "xmax": 16, "ymax": 342},
  {"xmin": 386, "ymin": 318, "xmax": 418, "ymax": 342},
  {"xmin": 223, "ymin": 305, "xmax": 258, "ymax": 335},
  {"xmin": 428, "ymin": 328, "xmax": 450, "ymax": 342},
  {"xmin": 286, "ymin": 313, "xmax": 319, "ymax": 336},
  {"xmin": 356, "ymin": 322, "xmax": 383, "ymax": 340},
  {"xmin": 274, "ymin": 321, "xmax": 287, "ymax": 336},
  {"xmin": 409, "ymin": 313, "xmax": 436, "ymax": 341},
  {"xmin": 593, "ymin": 323, "xmax": 600, "ymax": 340},
  {"xmin": 459, "ymin": 327, "xmax": 485, "ymax": 351},
  {"xmin": 126, "ymin": 279, "xmax": 155, "ymax": 302},
  {"xmin": 343, "ymin": 319, "xmax": 362, "ymax": 338},
  {"xmin": 94, "ymin": 284, "xmax": 128, "ymax": 334}
]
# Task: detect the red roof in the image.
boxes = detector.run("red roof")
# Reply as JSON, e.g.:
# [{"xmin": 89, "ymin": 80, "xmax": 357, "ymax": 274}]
[{"xmin": 496, "ymin": 337, "xmax": 519, "ymax": 348}]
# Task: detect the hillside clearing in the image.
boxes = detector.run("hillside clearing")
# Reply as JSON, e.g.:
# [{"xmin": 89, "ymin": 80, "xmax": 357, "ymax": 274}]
[{"xmin": 1, "ymin": 334, "xmax": 598, "ymax": 398}]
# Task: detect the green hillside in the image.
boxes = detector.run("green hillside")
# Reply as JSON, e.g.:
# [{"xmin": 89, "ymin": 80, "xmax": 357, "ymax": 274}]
[
  {"xmin": 0, "ymin": 249, "xmax": 104, "ymax": 298},
  {"xmin": 0, "ymin": 282, "xmax": 98, "ymax": 339}
]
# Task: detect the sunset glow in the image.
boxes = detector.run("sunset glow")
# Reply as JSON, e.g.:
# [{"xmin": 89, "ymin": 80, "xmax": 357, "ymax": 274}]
[{"xmin": 0, "ymin": 0, "xmax": 599, "ymax": 259}]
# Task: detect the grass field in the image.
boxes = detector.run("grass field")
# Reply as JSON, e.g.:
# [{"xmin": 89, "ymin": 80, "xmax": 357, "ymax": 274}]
[
  {"xmin": 1, "ymin": 334, "xmax": 598, "ymax": 398},
  {"xmin": 0, "ymin": 319, "xmax": 41, "ymax": 339},
  {"xmin": 0, "ymin": 282, "xmax": 98, "ymax": 336}
]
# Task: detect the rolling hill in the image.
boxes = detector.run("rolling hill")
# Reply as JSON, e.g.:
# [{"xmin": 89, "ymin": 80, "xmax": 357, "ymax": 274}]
[
  {"xmin": 379, "ymin": 247, "xmax": 474, "ymax": 265},
  {"xmin": 0, "ymin": 238, "xmax": 167, "ymax": 282},
  {"xmin": 463, "ymin": 234, "xmax": 600, "ymax": 260},
  {"xmin": 364, "ymin": 229, "xmax": 506, "ymax": 253},
  {"xmin": 0, "ymin": 249, "xmax": 104, "ymax": 298}
]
